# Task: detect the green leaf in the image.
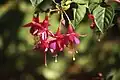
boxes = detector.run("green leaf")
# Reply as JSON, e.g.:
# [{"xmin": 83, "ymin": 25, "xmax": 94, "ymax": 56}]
[
  {"xmin": 30, "ymin": 0, "xmax": 43, "ymax": 7},
  {"xmin": 93, "ymin": 5, "xmax": 114, "ymax": 33},
  {"xmin": 36, "ymin": 0, "xmax": 53, "ymax": 12},
  {"xmin": 72, "ymin": 0, "xmax": 89, "ymax": 4},
  {"xmin": 73, "ymin": 5, "xmax": 86, "ymax": 28},
  {"xmin": 88, "ymin": 3, "xmax": 99, "ymax": 13},
  {"xmin": 89, "ymin": 0, "xmax": 101, "ymax": 3}
]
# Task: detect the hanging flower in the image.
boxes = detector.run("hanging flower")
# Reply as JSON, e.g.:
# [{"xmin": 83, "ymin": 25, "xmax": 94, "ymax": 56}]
[
  {"xmin": 88, "ymin": 13, "xmax": 96, "ymax": 29},
  {"xmin": 63, "ymin": 24, "xmax": 82, "ymax": 60},
  {"xmin": 49, "ymin": 27, "xmax": 65, "ymax": 56},
  {"xmin": 65, "ymin": 24, "xmax": 80, "ymax": 45},
  {"xmin": 23, "ymin": 15, "xmax": 53, "ymax": 40},
  {"xmin": 64, "ymin": 24, "xmax": 86, "ymax": 56},
  {"xmin": 33, "ymin": 38, "xmax": 49, "ymax": 66}
]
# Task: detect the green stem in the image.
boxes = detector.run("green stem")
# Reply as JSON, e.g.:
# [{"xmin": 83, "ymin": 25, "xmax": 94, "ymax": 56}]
[
  {"xmin": 62, "ymin": 10, "xmax": 75, "ymax": 28},
  {"xmin": 52, "ymin": 0, "xmax": 60, "ymax": 6},
  {"xmin": 52, "ymin": 0, "xmax": 75, "ymax": 28}
]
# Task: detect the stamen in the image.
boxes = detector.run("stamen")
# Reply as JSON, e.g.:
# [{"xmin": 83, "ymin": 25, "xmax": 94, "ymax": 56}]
[
  {"xmin": 72, "ymin": 54, "xmax": 76, "ymax": 61},
  {"xmin": 44, "ymin": 52, "xmax": 47, "ymax": 67},
  {"xmin": 54, "ymin": 56, "xmax": 58, "ymax": 63},
  {"xmin": 45, "ymin": 48, "xmax": 48, "ymax": 52},
  {"xmin": 75, "ymin": 51, "xmax": 78, "ymax": 53},
  {"xmin": 50, "ymin": 49, "xmax": 54, "ymax": 53},
  {"xmin": 97, "ymin": 33, "xmax": 101, "ymax": 42},
  {"xmin": 97, "ymin": 38, "xmax": 101, "ymax": 42}
]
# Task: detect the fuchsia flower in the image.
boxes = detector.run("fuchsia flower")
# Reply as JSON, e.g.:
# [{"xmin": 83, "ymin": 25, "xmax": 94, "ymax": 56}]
[
  {"xmin": 34, "ymin": 37, "xmax": 51, "ymax": 66},
  {"xmin": 33, "ymin": 38, "xmax": 49, "ymax": 66},
  {"xmin": 49, "ymin": 27, "xmax": 65, "ymax": 55},
  {"xmin": 88, "ymin": 13, "xmax": 96, "ymax": 29},
  {"xmin": 23, "ymin": 16, "xmax": 53, "ymax": 66},
  {"xmin": 65, "ymin": 24, "xmax": 80, "ymax": 45},
  {"xmin": 35, "ymin": 39, "xmax": 49, "ymax": 66},
  {"xmin": 23, "ymin": 16, "xmax": 52, "ymax": 40}
]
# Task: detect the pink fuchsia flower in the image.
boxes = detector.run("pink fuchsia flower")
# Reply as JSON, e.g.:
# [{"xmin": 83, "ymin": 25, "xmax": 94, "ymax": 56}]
[
  {"xmin": 64, "ymin": 24, "xmax": 83, "ymax": 60},
  {"xmin": 88, "ymin": 13, "xmax": 96, "ymax": 29},
  {"xmin": 23, "ymin": 15, "xmax": 53, "ymax": 40},
  {"xmin": 65, "ymin": 24, "xmax": 80, "ymax": 45},
  {"xmin": 34, "ymin": 39, "xmax": 49, "ymax": 66},
  {"xmin": 49, "ymin": 27, "xmax": 65, "ymax": 56},
  {"xmin": 65, "ymin": 24, "xmax": 87, "ymax": 56}
]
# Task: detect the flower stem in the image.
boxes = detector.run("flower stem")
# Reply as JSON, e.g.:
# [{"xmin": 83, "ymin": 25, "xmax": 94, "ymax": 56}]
[
  {"xmin": 50, "ymin": 9, "xmax": 60, "ymax": 12},
  {"xmin": 62, "ymin": 10, "xmax": 75, "ymax": 29}
]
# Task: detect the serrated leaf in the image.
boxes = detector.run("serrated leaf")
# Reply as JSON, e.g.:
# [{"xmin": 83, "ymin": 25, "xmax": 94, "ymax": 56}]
[
  {"xmin": 73, "ymin": 5, "xmax": 86, "ymax": 28},
  {"xmin": 30, "ymin": 0, "xmax": 43, "ymax": 7},
  {"xmin": 93, "ymin": 5, "xmax": 114, "ymax": 33}
]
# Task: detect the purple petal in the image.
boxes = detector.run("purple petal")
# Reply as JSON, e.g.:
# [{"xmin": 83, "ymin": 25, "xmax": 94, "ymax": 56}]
[
  {"xmin": 74, "ymin": 36, "xmax": 80, "ymax": 44},
  {"xmin": 50, "ymin": 42, "xmax": 56, "ymax": 50}
]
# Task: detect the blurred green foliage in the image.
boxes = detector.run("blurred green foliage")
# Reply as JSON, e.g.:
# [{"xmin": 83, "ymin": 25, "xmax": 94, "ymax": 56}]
[{"xmin": 0, "ymin": 0, "xmax": 120, "ymax": 80}]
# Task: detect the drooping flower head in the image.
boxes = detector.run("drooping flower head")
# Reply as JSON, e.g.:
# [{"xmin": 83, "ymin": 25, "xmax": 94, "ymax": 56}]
[
  {"xmin": 49, "ymin": 26, "xmax": 65, "ymax": 56},
  {"xmin": 88, "ymin": 13, "xmax": 96, "ymax": 29},
  {"xmin": 65, "ymin": 24, "xmax": 80, "ymax": 45},
  {"xmin": 23, "ymin": 15, "xmax": 52, "ymax": 66},
  {"xmin": 64, "ymin": 24, "xmax": 86, "ymax": 58},
  {"xmin": 34, "ymin": 38, "xmax": 49, "ymax": 66}
]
